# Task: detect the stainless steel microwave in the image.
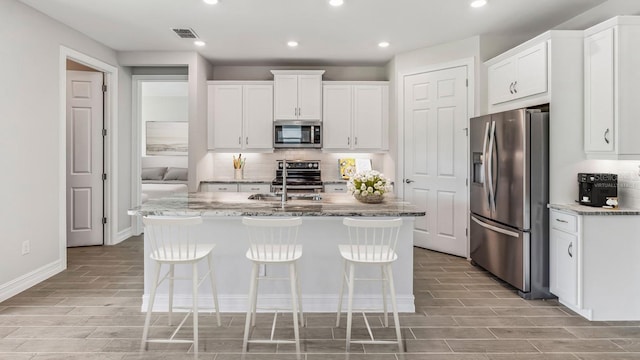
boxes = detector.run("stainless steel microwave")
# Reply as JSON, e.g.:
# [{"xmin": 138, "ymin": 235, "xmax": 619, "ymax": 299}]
[{"xmin": 273, "ymin": 120, "xmax": 322, "ymax": 149}]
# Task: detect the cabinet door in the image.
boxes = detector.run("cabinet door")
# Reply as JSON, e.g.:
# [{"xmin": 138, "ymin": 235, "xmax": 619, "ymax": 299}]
[
  {"xmin": 238, "ymin": 183, "xmax": 271, "ymax": 193},
  {"xmin": 210, "ymin": 85, "xmax": 243, "ymax": 150},
  {"xmin": 514, "ymin": 42, "xmax": 548, "ymax": 99},
  {"xmin": 273, "ymin": 75, "xmax": 298, "ymax": 120},
  {"xmin": 549, "ymin": 228, "xmax": 578, "ymax": 307},
  {"xmin": 585, "ymin": 28, "xmax": 615, "ymax": 153},
  {"xmin": 322, "ymin": 85, "xmax": 352, "ymax": 150},
  {"xmin": 353, "ymin": 85, "xmax": 384, "ymax": 150},
  {"xmin": 243, "ymin": 85, "xmax": 273, "ymax": 150},
  {"xmin": 488, "ymin": 58, "xmax": 516, "ymax": 105},
  {"xmin": 201, "ymin": 183, "xmax": 238, "ymax": 192},
  {"xmin": 297, "ymin": 75, "xmax": 322, "ymax": 120}
]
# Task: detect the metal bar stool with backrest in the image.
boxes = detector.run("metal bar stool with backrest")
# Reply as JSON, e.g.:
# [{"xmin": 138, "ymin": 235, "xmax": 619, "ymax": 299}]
[
  {"xmin": 241, "ymin": 217, "xmax": 304, "ymax": 355},
  {"xmin": 336, "ymin": 217, "xmax": 404, "ymax": 352},
  {"xmin": 140, "ymin": 216, "xmax": 221, "ymax": 354}
]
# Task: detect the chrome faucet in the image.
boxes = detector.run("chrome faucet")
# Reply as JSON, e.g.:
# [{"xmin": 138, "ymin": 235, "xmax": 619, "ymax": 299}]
[{"xmin": 281, "ymin": 160, "xmax": 287, "ymax": 205}]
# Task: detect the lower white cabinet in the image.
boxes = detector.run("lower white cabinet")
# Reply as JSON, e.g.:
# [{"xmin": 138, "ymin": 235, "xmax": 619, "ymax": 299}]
[
  {"xmin": 201, "ymin": 183, "xmax": 272, "ymax": 193},
  {"xmin": 238, "ymin": 183, "xmax": 271, "ymax": 193},
  {"xmin": 549, "ymin": 208, "xmax": 640, "ymax": 320},
  {"xmin": 323, "ymin": 184, "xmax": 348, "ymax": 193}
]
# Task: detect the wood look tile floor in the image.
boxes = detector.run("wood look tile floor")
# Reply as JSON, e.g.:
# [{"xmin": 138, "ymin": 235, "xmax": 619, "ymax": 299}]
[{"xmin": 1, "ymin": 236, "xmax": 639, "ymax": 359}]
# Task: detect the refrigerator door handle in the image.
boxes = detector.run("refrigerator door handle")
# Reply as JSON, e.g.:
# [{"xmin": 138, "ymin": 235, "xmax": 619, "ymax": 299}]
[
  {"xmin": 482, "ymin": 121, "xmax": 490, "ymax": 207},
  {"xmin": 487, "ymin": 120, "xmax": 497, "ymax": 213},
  {"xmin": 471, "ymin": 215, "xmax": 519, "ymax": 238}
]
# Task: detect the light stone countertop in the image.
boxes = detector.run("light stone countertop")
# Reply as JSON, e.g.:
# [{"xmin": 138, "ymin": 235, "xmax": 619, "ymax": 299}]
[
  {"xmin": 548, "ymin": 203, "xmax": 640, "ymax": 215},
  {"xmin": 128, "ymin": 192, "xmax": 425, "ymax": 217}
]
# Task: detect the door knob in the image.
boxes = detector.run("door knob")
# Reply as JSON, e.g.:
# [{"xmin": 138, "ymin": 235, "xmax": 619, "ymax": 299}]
[{"xmin": 405, "ymin": 179, "xmax": 415, "ymax": 184}]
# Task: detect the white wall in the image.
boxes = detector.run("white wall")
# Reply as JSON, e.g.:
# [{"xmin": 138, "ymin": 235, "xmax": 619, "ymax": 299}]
[
  {"xmin": 118, "ymin": 67, "xmax": 133, "ymax": 237},
  {"xmin": 0, "ymin": 0, "xmax": 122, "ymax": 298},
  {"xmin": 555, "ymin": 0, "xmax": 640, "ymax": 30},
  {"xmin": 212, "ymin": 65, "xmax": 387, "ymax": 81}
]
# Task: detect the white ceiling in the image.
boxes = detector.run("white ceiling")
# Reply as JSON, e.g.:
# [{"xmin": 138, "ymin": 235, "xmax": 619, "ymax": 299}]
[{"xmin": 20, "ymin": 0, "xmax": 608, "ymax": 65}]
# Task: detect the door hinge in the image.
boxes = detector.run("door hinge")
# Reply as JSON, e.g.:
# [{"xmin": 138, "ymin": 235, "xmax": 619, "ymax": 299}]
[
  {"xmin": 102, "ymin": 128, "xmax": 107, "ymax": 137},
  {"xmin": 465, "ymin": 228, "xmax": 468, "ymax": 236},
  {"xmin": 465, "ymin": 79, "xmax": 469, "ymax": 87},
  {"xmin": 102, "ymin": 217, "xmax": 107, "ymax": 225},
  {"xmin": 463, "ymin": 127, "xmax": 468, "ymax": 136},
  {"xmin": 102, "ymin": 173, "xmax": 107, "ymax": 181},
  {"xmin": 102, "ymin": 84, "xmax": 107, "ymax": 92},
  {"xmin": 466, "ymin": 178, "xmax": 468, "ymax": 186}
]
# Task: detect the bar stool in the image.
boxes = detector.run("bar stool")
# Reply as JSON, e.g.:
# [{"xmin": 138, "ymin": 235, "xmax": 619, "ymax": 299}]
[
  {"xmin": 140, "ymin": 216, "xmax": 221, "ymax": 354},
  {"xmin": 336, "ymin": 217, "xmax": 403, "ymax": 352},
  {"xmin": 241, "ymin": 217, "xmax": 304, "ymax": 355}
]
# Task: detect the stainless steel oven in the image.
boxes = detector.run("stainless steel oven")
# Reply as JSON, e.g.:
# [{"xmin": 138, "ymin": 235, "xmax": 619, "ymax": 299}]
[
  {"xmin": 272, "ymin": 160, "xmax": 323, "ymax": 193},
  {"xmin": 274, "ymin": 120, "xmax": 322, "ymax": 149}
]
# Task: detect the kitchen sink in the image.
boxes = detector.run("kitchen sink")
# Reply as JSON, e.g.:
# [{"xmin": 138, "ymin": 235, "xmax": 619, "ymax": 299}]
[{"xmin": 248, "ymin": 193, "xmax": 322, "ymax": 201}]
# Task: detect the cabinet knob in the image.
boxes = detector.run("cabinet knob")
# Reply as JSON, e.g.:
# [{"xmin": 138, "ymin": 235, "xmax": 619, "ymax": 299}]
[
  {"xmin": 238, "ymin": 136, "xmax": 241, "ymax": 145},
  {"xmin": 246, "ymin": 137, "xmax": 249, "ymax": 145},
  {"xmin": 513, "ymin": 81, "xmax": 518, "ymax": 93},
  {"xmin": 347, "ymin": 137, "xmax": 350, "ymax": 145},
  {"xmin": 509, "ymin": 82, "xmax": 514, "ymax": 94},
  {"xmin": 568, "ymin": 242, "xmax": 573, "ymax": 258},
  {"xmin": 555, "ymin": 218, "xmax": 568, "ymax": 223},
  {"xmin": 604, "ymin": 128, "xmax": 610, "ymax": 144},
  {"xmin": 405, "ymin": 179, "xmax": 415, "ymax": 184},
  {"xmin": 355, "ymin": 137, "xmax": 358, "ymax": 146}
]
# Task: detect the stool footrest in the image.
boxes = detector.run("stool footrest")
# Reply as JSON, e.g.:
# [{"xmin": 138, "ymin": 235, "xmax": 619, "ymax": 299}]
[
  {"xmin": 349, "ymin": 340, "xmax": 400, "ymax": 345},
  {"xmin": 145, "ymin": 339, "xmax": 194, "ymax": 344},
  {"xmin": 248, "ymin": 339, "xmax": 297, "ymax": 344}
]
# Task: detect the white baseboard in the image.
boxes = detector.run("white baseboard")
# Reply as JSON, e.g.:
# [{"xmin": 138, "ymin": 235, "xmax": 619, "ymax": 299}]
[
  {"xmin": 112, "ymin": 227, "xmax": 133, "ymax": 245},
  {"xmin": 0, "ymin": 260, "xmax": 65, "ymax": 302},
  {"xmin": 142, "ymin": 294, "xmax": 415, "ymax": 313}
]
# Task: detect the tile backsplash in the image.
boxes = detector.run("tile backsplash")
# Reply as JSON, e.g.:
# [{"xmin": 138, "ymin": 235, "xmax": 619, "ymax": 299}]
[
  {"xmin": 208, "ymin": 151, "xmax": 392, "ymax": 182},
  {"xmin": 581, "ymin": 160, "xmax": 640, "ymax": 209}
]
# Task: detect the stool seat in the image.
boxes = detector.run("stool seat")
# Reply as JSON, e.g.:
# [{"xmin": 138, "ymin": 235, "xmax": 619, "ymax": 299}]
[
  {"xmin": 151, "ymin": 244, "xmax": 216, "ymax": 263},
  {"xmin": 245, "ymin": 244, "xmax": 303, "ymax": 263},
  {"xmin": 338, "ymin": 244, "xmax": 398, "ymax": 264}
]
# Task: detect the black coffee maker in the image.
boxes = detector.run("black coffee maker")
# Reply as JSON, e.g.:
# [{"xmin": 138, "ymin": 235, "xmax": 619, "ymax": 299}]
[{"xmin": 578, "ymin": 173, "xmax": 618, "ymax": 207}]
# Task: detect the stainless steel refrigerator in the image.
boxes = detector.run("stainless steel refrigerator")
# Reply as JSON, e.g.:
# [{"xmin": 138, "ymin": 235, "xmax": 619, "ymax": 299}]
[{"xmin": 469, "ymin": 107, "xmax": 552, "ymax": 299}]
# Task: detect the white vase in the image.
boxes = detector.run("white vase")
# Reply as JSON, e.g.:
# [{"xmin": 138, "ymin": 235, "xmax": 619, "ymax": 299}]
[{"xmin": 234, "ymin": 169, "xmax": 243, "ymax": 180}]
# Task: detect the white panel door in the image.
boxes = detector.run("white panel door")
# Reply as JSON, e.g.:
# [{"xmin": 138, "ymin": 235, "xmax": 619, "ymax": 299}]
[
  {"xmin": 66, "ymin": 70, "xmax": 104, "ymax": 247},
  {"xmin": 353, "ymin": 85, "xmax": 383, "ymax": 150},
  {"xmin": 488, "ymin": 58, "xmax": 515, "ymax": 105},
  {"xmin": 243, "ymin": 84, "xmax": 273, "ymax": 150},
  {"xmin": 404, "ymin": 66, "xmax": 468, "ymax": 257},
  {"xmin": 273, "ymin": 75, "xmax": 298, "ymax": 120},
  {"xmin": 322, "ymin": 84, "xmax": 352, "ymax": 150},
  {"xmin": 549, "ymin": 228, "xmax": 578, "ymax": 306},
  {"xmin": 211, "ymin": 85, "xmax": 243, "ymax": 150}
]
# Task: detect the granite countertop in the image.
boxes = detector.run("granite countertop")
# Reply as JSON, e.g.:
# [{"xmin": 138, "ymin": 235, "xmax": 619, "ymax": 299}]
[
  {"xmin": 128, "ymin": 192, "xmax": 425, "ymax": 217},
  {"xmin": 548, "ymin": 203, "xmax": 640, "ymax": 215}
]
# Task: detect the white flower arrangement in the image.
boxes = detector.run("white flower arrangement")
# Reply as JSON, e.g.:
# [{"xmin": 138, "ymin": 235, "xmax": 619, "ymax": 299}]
[{"xmin": 347, "ymin": 170, "xmax": 392, "ymax": 197}]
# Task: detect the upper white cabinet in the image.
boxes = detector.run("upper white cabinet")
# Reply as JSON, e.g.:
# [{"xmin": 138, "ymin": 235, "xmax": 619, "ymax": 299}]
[
  {"xmin": 322, "ymin": 82, "xmax": 389, "ymax": 151},
  {"xmin": 584, "ymin": 17, "xmax": 640, "ymax": 159},
  {"xmin": 488, "ymin": 42, "xmax": 547, "ymax": 106},
  {"xmin": 271, "ymin": 70, "xmax": 324, "ymax": 120},
  {"xmin": 207, "ymin": 81, "xmax": 273, "ymax": 151}
]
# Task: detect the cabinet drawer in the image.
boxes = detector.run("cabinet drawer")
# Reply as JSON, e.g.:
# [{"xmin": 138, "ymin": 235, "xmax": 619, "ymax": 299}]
[
  {"xmin": 202, "ymin": 183, "xmax": 238, "ymax": 192},
  {"xmin": 550, "ymin": 210, "xmax": 577, "ymax": 233},
  {"xmin": 238, "ymin": 184, "xmax": 271, "ymax": 193},
  {"xmin": 324, "ymin": 184, "xmax": 348, "ymax": 193}
]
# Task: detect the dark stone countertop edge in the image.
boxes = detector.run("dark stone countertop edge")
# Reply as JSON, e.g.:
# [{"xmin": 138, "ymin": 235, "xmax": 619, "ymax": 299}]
[{"xmin": 548, "ymin": 203, "xmax": 640, "ymax": 215}]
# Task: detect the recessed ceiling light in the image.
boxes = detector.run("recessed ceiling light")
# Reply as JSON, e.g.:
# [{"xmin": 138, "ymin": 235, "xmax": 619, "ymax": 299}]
[
  {"xmin": 378, "ymin": 41, "xmax": 390, "ymax": 48},
  {"xmin": 329, "ymin": 0, "xmax": 344, "ymax": 6},
  {"xmin": 203, "ymin": 0, "xmax": 219, "ymax": 4},
  {"xmin": 470, "ymin": 0, "xmax": 487, "ymax": 8},
  {"xmin": 287, "ymin": 41, "xmax": 299, "ymax": 47},
  {"xmin": 194, "ymin": 40, "xmax": 206, "ymax": 47}
]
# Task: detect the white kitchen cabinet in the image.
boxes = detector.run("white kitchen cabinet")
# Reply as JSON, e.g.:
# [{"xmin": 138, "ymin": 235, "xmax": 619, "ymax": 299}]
[
  {"xmin": 548, "ymin": 206, "xmax": 640, "ymax": 321},
  {"xmin": 201, "ymin": 183, "xmax": 238, "ymax": 192},
  {"xmin": 549, "ymin": 210, "xmax": 579, "ymax": 309},
  {"xmin": 207, "ymin": 81, "xmax": 273, "ymax": 151},
  {"xmin": 488, "ymin": 42, "xmax": 547, "ymax": 106},
  {"xmin": 584, "ymin": 17, "xmax": 640, "ymax": 159},
  {"xmin": 322, "ymin": 82, "xmax": 389, "ymax": 151},
  {"xmin": 271, "ymin": 70, "xmax": 324, "ymax": 120},
  {"xmin": 238, "ymin": 183, "xmax": 271, "ymax": 193},
  {"xmin": 323, "ymin": 184, "xmax": 348, "ymax": 193}
]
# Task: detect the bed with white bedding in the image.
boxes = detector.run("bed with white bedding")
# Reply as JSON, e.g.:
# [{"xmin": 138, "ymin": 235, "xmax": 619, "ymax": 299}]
[{"xmin": 141, "ymin": 167, "xmax": 188, "ymax": 203}]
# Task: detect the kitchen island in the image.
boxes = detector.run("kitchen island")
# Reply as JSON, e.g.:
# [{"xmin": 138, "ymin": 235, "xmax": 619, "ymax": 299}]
[{"xmin": 128, "ymin": 192, "xmax": 425, "ymax": 313}]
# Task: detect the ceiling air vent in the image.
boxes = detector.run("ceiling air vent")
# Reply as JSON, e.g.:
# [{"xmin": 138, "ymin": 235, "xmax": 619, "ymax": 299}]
[{"xmin": 172, "ymin": 28, "xmax": 199, "ymax": 39}]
